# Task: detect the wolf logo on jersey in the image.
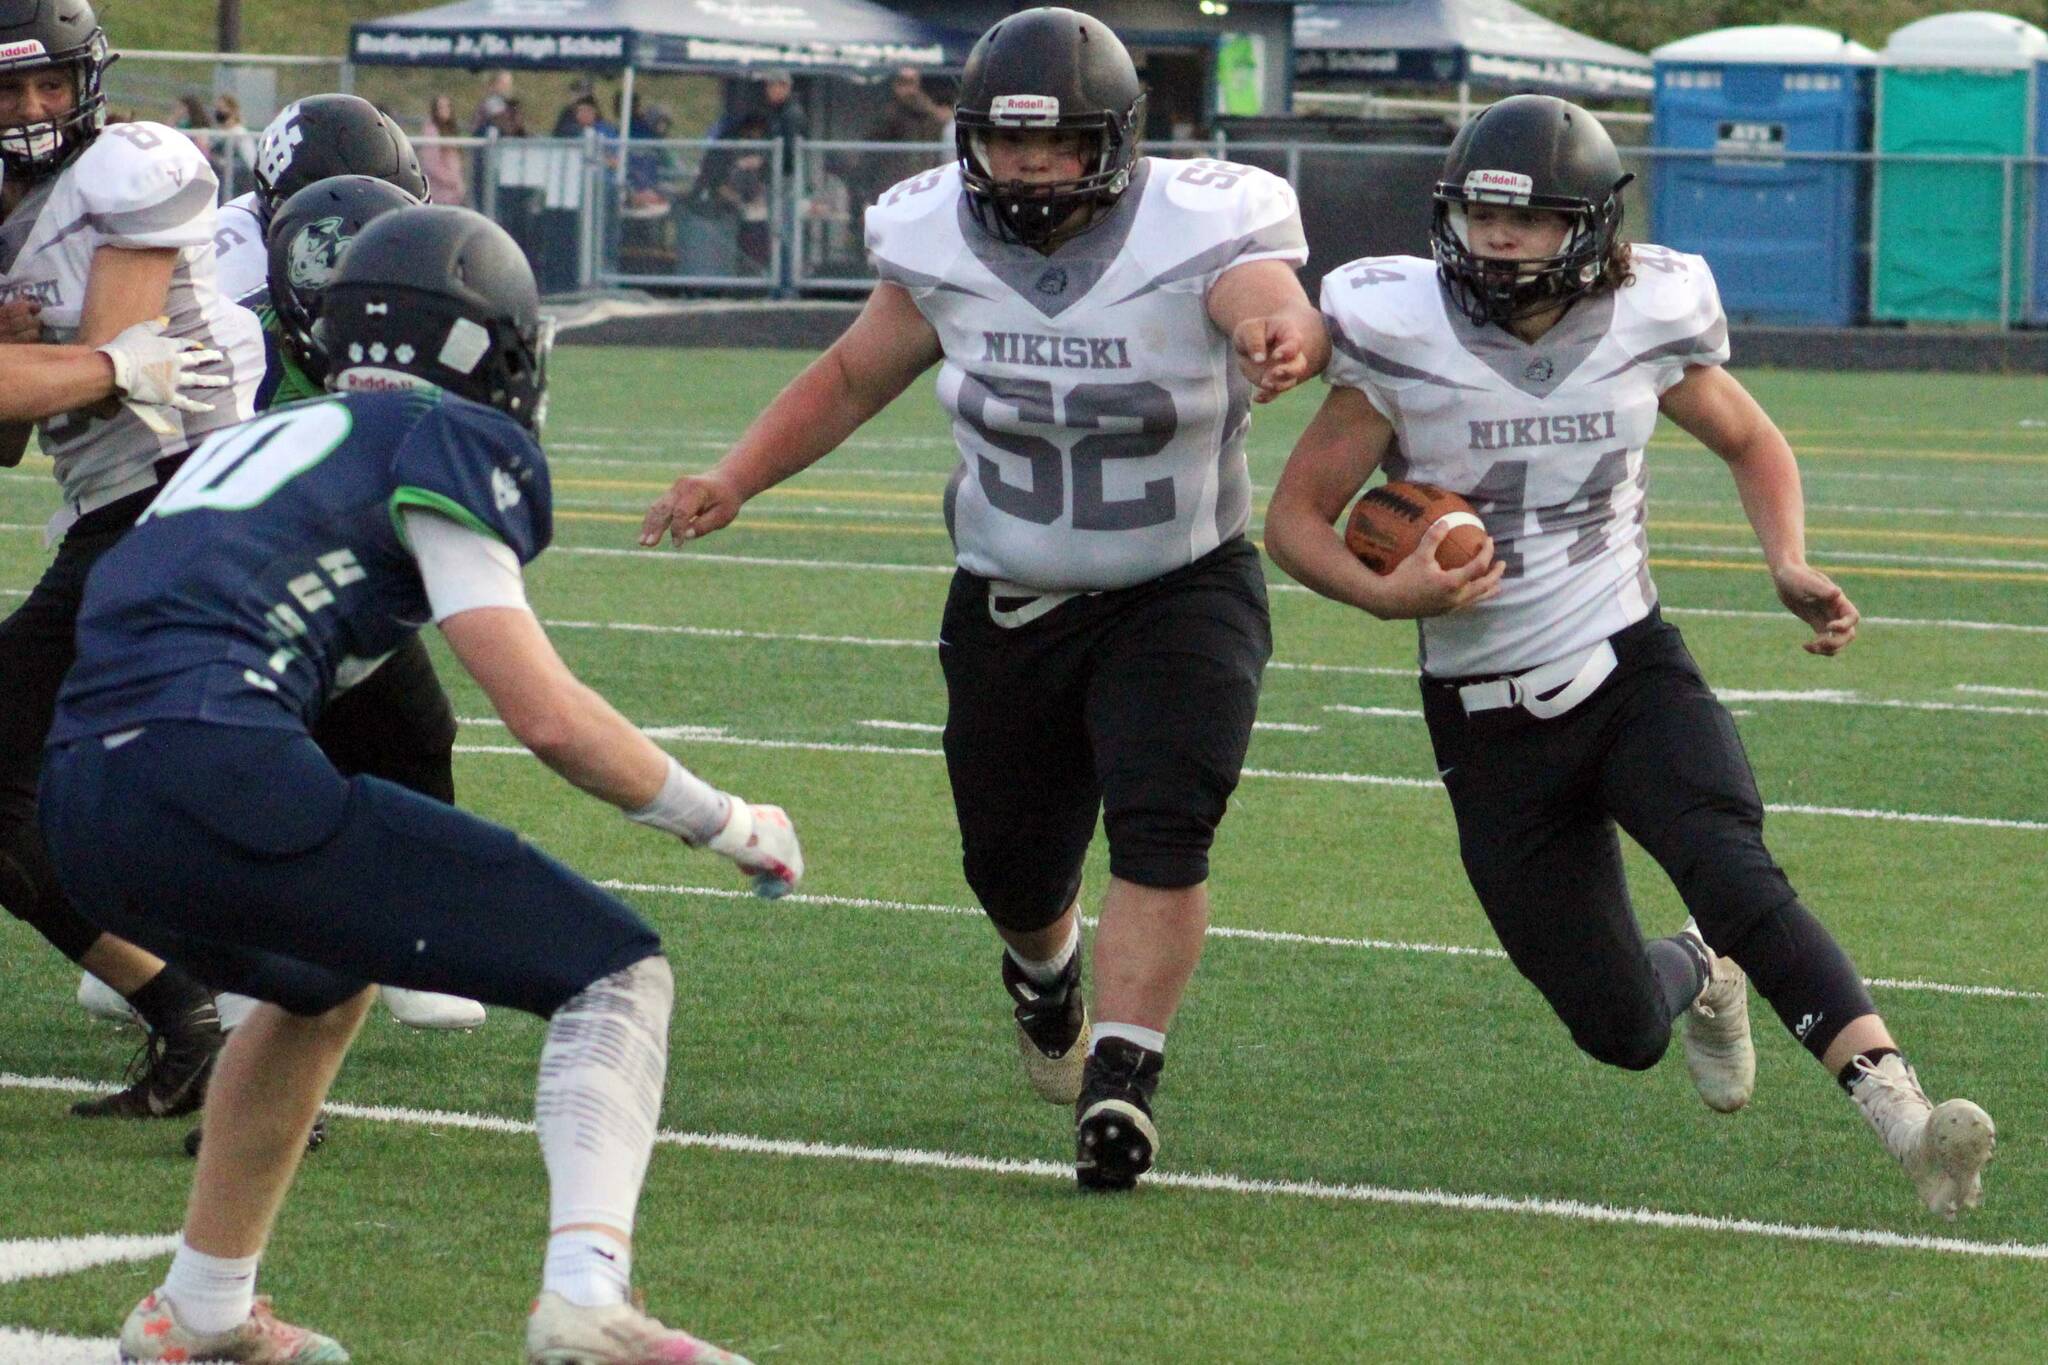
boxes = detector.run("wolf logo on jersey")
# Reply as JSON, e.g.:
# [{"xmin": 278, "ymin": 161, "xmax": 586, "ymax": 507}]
[
  {"xmin": 1320, "ymin": 245, "xmax": 1727, "ymax": 676},
  {"xmin": 0, "ymin": 121, "xmax": 261, "ymax": 523},
  {"xmin": 866, "ymin": 156, "xmax": 1306, "ymax": 593}
]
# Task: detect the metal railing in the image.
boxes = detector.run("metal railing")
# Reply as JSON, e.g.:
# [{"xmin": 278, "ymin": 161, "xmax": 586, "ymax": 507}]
[{"xmin": 172, "ymin": 129, "xmax": 2048, "ymax": 329}]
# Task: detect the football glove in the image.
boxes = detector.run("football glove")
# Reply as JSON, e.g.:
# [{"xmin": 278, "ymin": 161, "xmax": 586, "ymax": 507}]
[
  {"xmin": 99, "ymin": 320, "xmax": 228, "ymax": 414},
  {"xmin": 706, "ymin": 800, "xmax": 803, "ymax": 899}
]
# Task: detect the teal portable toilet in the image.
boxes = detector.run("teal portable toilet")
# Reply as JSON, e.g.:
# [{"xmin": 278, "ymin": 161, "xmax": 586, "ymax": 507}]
[
  {"xmin": 1652, "ymin": 26, "xmax": 1876, "ymax": 326},
  {"xmin": 1873, "ymin": 11, "xmax": 2047, "ymax": 323}
]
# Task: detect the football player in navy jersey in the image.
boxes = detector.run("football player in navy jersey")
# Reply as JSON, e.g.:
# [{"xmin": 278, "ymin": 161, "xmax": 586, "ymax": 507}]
[
  {"xmin": 641, "ymin": 7, "xmax": 1325, "ymax": 1194},
  {"xmin": 1265, "ymin": 96, "xmax": 1994, "ymax": 1217},
  {"xmin": 42, "ymin": 207, "xmax": 794, "ymax": 1365}
]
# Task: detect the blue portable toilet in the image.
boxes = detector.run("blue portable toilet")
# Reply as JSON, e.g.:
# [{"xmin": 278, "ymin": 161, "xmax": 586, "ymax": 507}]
[
  {"xmin": 1651, "ymin": 25, "xmax": 1876, "ymax": 326},
  {"xmin": 1874, "ymin": 12, "xmax": 2046, "ymax": 324}
]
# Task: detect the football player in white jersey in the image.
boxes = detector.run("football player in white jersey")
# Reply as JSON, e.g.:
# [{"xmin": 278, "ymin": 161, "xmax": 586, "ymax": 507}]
[
  {"xmin": 641, "ymin": 7, "xmax": 1326, "ymax": 1192},
  {"xmin": 1265, "ymin": 95, "xmax": 1994, "ymax": 1217},
  {"xmin": 0, "ymin": 0, "xmax": 268, "ymax": 1126}
]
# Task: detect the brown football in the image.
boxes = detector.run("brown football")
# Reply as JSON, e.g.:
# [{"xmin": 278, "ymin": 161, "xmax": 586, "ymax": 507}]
[{"xmin": 1343, "ymin": 481, "xmax": 1488, "ymax": 576}]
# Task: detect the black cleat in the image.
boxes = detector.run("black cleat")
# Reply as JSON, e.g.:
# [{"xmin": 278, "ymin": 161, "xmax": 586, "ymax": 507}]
[
  {"xmin": 70, "ymin": 1000, "xmax": 224, "ymax": 1120},
  {"xmin": 1075, "ymin": 1037, "xmax": 1163, "ymax": 1193},
  {"xmin": 1001, "ymin": 950, "xmax": 1089, "ymax": 1104}
]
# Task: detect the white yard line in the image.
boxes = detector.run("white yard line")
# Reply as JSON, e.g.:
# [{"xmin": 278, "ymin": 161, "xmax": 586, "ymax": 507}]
[
  {"xmin": 591, "ymin": 880, "xmax": 2048, "ymax": 1003},
  {"xmin": 0, "ymin": 1073, "xmax": 2036, "ymax": 1264},
  {"xmin": 452, "ymin": 722, "xmax": 2048, "ymax": 830}
]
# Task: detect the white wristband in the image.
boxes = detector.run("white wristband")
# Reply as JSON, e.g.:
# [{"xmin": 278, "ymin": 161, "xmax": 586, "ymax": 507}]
[{"xmin": 624, "ymin": 755, "xmax": 733, "ymax": 845}]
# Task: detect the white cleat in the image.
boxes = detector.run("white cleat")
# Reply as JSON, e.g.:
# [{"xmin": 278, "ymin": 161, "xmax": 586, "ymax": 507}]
[
  {"xmin": 1849, "ymin": 1053, "xmax": 1996, "ymax": 1219},
  {"xmin": 380, "ymin": 986, "xmax": 487, "ymax": 1030},
  {"xmin": 527, "ymin": 1290, "xmax": 751, "ymax": 1364},
  {"xmin": 1680, "ymin": 923, "xmax": 1755, "ymax": 1114},
  {"xmin": 78, "ymin": 971, "xmax": 141, "ymax": 1026}
]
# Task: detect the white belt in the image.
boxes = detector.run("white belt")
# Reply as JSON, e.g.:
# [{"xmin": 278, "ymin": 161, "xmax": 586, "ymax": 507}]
[
  {"xmin": 1456, "ymin": 640, "xmax": 1618, "ymax": 720},
  {"xmin": 43, "ymin": 467, "xmax": 164, "ymax": 546}
]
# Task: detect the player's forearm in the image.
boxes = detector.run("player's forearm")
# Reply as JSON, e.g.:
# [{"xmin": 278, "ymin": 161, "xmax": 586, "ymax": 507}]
[
  {"xmin": 0, "ymin": 348, "xmax": 117, "ymax": 422},
  {"xmin": 1265, "ymin": 489, "xmax": 1397, "ymax": 618},
  {"xmin": 711, "ymin": 345, "xmax": 895, "ymax": 499},
  {"xmin": 1722, "ymin": 436, "xmax": 1810, "ymax": 572},
  {"xmin": 507, "ymin": 676, "xmax": 673, "ymax": 810}
]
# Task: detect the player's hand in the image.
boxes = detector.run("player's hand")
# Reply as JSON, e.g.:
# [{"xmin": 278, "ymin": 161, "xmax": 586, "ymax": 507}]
[
  {"xmin": 1772, "ymin": 562, "xmax": 1858, "ymax": 656},
  {"xmin": 1232, "ymin": 314, "xmax": 1314, "ymax": 404},
  {"xmin": 98, "ymin": 320, "xmax": 229, "ymax": 414},
  {"xmin": 640, "ymin": 470, "xmax": 742, "ymax": 547},
  {"xmin": 1372, "ymin": 521, "xmax": 1505, "ymax": 620},
  {"xmin": 0, "ymin": 298, "xmax": 43, "ymax": 343},
  {"xmin": 705, "ymin": 801, "xmax": 804, "ymax": 898}
]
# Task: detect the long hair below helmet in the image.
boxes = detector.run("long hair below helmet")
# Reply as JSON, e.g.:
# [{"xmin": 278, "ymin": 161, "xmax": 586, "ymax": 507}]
[
  {"xmin": 952, "ymin": 7, "xmax": 1145, "ymax": 248},
  {"xmin": 1430, "ymin": 95, "xmax": 1633, "ymax": 327}
]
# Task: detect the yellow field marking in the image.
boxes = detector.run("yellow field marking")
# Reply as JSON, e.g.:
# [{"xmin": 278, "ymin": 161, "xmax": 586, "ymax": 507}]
[
  {"xmin": 1649, "ymin": 441, "xmax": 2048, "ymax": 465},
  {"xmin": 1652, "ymin": 557, "xmax": 2048, "ymax": 585},
  {"xmin": 1659, "ymin": 520, "xmax": 2048, "ymax": 550},
  {"xmin": 554, "ymin": 476, "xmax": 940, "ymax": 505}
]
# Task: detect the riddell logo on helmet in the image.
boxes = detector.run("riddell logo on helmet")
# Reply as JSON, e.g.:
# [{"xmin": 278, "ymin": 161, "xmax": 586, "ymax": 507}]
[
  {"xmin": 0, "ymin": 39, "xmax": 49, "ymax": 62},
  {"xmin": 1464, "ymin": 169, "xmax": 1534, "ymax": 202},
  {"xmin": 990, "ymin": 94, "xmax": 1060, "ymax": 126}
]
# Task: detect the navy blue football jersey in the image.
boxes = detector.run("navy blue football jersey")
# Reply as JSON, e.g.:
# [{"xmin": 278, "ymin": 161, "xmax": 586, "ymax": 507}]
[{"xmin": 52, "ymin": 389, "xmax": 551, "ymax": 741}]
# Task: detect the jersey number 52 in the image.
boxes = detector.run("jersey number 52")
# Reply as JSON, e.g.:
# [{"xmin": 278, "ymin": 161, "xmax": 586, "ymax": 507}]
[{"xmin": 956, "ymin": 373, "xmax": 1179, "ymax": 531}]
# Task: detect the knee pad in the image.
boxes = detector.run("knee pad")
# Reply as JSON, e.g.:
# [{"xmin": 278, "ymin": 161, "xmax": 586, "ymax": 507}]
[
  {"xmin": 964, "ymin": 852, "xmax": 1082, "ymax": 935},
  {"xmin": 1101, "ymin": 802, "xmax": 1220, "ymax": 891},
  {"xmin": 1723, "ymin": 898, "xmax": 1876, "ymax": 1059},
  {"xmin": 1569, "ymin": 1014, "xmax": 1671, "ymax": 1072}
]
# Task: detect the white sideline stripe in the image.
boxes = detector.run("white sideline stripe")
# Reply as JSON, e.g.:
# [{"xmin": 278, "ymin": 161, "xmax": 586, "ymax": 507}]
[
  {"xmin": 1, "ymin": 1074, "xmax": 2037, "ymax": 1265},
  {"xmin": 451, "ymin": 725, "xmax": 2048, "ymax": 828},
  {"xmin": 1325, "ymin": 704, "xmax": 1423, "ymax": 718},
  {"xmin": 0, "ymin": 1233, "xmax": 177, "ymax": 1285},
  {"xmin": 542, "ymin": 545, "xmax": 2048, "ymax": 635},
  {"xmin": 860, "ymin": 719, "xmax": 941, "ymax": 733},
  {"xmin": 1660, "ymin": 541, "xmax": 2048, "ymax": 573},
  {"xmin": 593, "ymin": 880, "xmax": 2048, "ymax": 1002},
  {"xmin": 0, "ymin": 1328, "xmax": 121, "ymax": 1363},
  {"xmin": 1958, "ymin": 684, "xmax": 2048, "ymax": 699}
]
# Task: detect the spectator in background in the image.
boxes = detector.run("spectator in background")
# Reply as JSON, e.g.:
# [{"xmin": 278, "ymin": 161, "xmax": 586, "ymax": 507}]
[
  {"xmin": 680, "ymin": 114, "xmax": 770, "ymax": 278},
  {"xmin": 208, "ymin": 93, "xmax": 257, "ymax": 199},
  {"xmin": 622, "ymin": 100, "xmax": 676, "ymax": 210},
  {"xmin": 171, "ymin": 93, "xmax": 207, "ymax": 131},
  {"xmin": 856, "ymin": 66, "xmax": 950, "ymax": 208},
  {"xmin": 471, "ymin": 68, "xmax": 515, "ymax": 135},
  {"xmin": 421, "ymin": 93, "xmax": 467, "ymax": 206},
  {"xmin": 757, "ymin": 69, "xmax": 804, "ymax": 170}
]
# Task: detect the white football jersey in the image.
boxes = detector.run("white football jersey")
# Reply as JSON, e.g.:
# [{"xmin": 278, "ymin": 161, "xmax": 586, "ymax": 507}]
[
  {"xmin": 866, "ymin": 157, "xmax": 1307, "ymax": 592},
  {"xmin": 0, "ymin": 122, "xmax": 263, "ymax": 512},
  {"xmin": 1321, "ymin": 247, "xmax": 1729, "ymax": 677},
  {"xmin": 212, "ymin": 190, "xmax": 268, "ymax": 304}
]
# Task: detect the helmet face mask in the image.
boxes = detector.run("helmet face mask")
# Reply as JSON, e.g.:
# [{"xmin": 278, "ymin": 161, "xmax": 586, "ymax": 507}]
[
  {"xmin": 953, "ymin": 7, "xmax": 1145, "ymax": 249},
  {"xmin": 1430, "ymin": 95, "xmax": 1632, "ymax": 327},
  {"xmin": 315, "ymin": 205, "xmax": 552, "ymax": 433},
  {"xmin": 0, "ymin": 1, "xmax": 113, "ymax": 180}
]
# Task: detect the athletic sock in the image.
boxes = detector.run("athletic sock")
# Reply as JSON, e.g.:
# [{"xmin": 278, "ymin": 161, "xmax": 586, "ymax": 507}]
[
  {"xmin": 536, "ymin": 955, "xmax": 674, "ymax": 1308},
  {"xmin": 1091, "ymin": 1021, "xmax": 1165, "ymax": 1056},
  {"xmin": 160, "ymin": 1239, "xmax": 258, "ymax": 1335},
  {"xmin": 1005, "ymin": 921, "xmax": 1079, "ymax": 989},
  {"xmin": 1838, "ymin": 1046, "xmax": 1904, "ymax": 1093},
  {"xmin": 1646, "ymin": 934, "xmax": 1711, "ymax": 1025},
  {"xmin": 542, "ymin": 1228, "xmax": 632, "ymax": 1309},
  {"xmin": 128, "ymin": 966, "xmax": 215, "ymax": 1036}
]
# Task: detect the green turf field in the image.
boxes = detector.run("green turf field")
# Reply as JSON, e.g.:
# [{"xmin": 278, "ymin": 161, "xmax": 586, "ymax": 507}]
[{"xmin": 2, "ymin": 350, "xmax": 2045, "ymax": 1363}]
